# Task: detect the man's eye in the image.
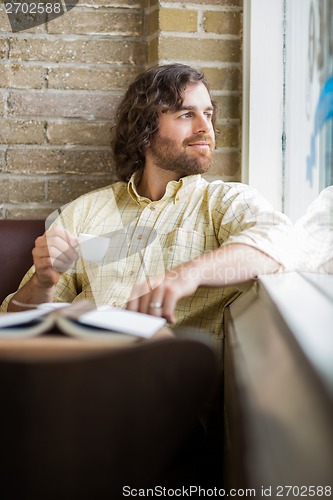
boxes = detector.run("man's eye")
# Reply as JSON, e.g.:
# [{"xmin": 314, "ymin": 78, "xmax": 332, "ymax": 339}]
[
  {"xmin": 205, "ymin": 113, "xmax": 213, "ymax": 120},
  {"xmin": 180, "ymin": 112, "xmax": 191, "ymax": 118}
]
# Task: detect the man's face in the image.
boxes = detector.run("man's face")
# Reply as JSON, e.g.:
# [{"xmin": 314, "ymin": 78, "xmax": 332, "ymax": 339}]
[{"xmin": 148, "ymin": 83, "xmax": 216, "ymax": 176}]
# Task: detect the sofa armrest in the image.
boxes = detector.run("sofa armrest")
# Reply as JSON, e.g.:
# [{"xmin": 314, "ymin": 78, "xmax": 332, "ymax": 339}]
[{"xmin": 0, "ymin": 220, "xmax": 45, "ymax": 305}]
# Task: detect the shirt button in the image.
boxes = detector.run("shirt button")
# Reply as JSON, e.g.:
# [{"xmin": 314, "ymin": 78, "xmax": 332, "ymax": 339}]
[
  {"xmin": 149, "ymin": 205, "xmax": 156, "ymax": 211},
  {"xmin": 129, "ymin": 270, "xmax": 135, "ymax": 276},
  {"xmin": 137, "ymin": 235, "xmax": 142, "ymax": 240}
]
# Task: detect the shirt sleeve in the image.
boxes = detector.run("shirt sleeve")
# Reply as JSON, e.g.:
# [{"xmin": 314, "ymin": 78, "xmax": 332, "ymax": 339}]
[
  {"xmin": 0, "ymin": 264, "xmax": 80, "ymax": 312},
  {"xmin": 293, "ymin": 186, "xmax": 333, "ymax": 272},
  {"xmin": 214, "ymin": 183, "xmax": 293, "ymax": 270}
]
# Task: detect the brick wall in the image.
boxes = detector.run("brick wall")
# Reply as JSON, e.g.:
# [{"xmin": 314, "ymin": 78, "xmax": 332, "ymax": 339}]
[{"xmin": 0, "ymin": 0, "xmax": 242, "ymax": 219}]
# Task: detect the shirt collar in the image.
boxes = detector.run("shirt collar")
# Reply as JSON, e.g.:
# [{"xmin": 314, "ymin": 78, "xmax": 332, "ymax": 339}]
[{"xmin": 127, "ymin": 171, "xmax": 202, "ymax": 204}]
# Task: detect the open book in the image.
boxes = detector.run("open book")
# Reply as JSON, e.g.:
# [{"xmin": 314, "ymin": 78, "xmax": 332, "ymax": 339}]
[{"xmin": 0, "ymin": 301, "xmax": 166, "ymax": 340}]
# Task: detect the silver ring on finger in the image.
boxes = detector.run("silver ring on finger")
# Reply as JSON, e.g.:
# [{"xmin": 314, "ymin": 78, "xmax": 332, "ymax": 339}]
[{"xmin": 149, "ymin": 302, "xmax": 163, "ymax": 309}]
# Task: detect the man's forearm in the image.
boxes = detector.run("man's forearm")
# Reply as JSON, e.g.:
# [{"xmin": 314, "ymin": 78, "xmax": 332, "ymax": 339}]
[
  {"xmin": 7, "ymin": 273, "xmax": 56, "ymax": 312},
  {"xmin": 176, "ymin": 243, "xmax": 281, "ymax": 289},
  {"xmin": 127, "ymin": 243, "xmax": 281, "ymax": 323}
]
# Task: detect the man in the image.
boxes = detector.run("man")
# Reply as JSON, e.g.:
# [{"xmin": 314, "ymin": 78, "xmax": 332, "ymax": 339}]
[
  {"xmin": 2, "ymin": 64, "xmax": 291, "ymax": 354},
  {"xmin": 293, "ymin": 186, "xmax": 333, "ymax": 273}
]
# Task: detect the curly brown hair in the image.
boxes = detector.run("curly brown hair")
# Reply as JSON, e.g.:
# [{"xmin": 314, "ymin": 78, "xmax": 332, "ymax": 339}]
[{"xmin": 111, "ymin": 64, "xmax": 217, "ymax": 182}]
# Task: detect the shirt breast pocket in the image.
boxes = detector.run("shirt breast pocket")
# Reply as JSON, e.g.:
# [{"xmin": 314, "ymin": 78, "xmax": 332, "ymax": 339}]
[{"xmin": 160, "ymin": 228, "xmax": 206, "ymax": 270}]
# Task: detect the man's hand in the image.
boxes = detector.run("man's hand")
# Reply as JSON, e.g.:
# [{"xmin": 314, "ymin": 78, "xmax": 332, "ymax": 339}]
[
  {"xmin": 7, "ymin": 225, "xmax": 79, "ymax": 312},
  {"xmin": 33, "ymin": 225, "xmax": 79, "ymax": 287},
  {"xmin": 126, "ymin": 264, "xmax": 200, "ymax": 324}
]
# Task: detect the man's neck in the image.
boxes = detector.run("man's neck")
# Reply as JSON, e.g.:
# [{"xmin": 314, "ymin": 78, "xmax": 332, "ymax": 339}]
[{"xmin": 136, "ymin": 164, "xmax": 181, "ymax": 201}]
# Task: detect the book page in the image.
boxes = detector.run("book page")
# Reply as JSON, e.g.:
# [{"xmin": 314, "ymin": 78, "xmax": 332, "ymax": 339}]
[
  {"xmin": 0, "ymin": 308, "xmax": 47, "ymax": 328},
  {"xmin": 0, "ymin": 309, "xmax": 54, "ymax": 338},
  {"xmin": 0, "ymin": 302, "xmax": 166, "ymax": 339},
  {"xmin": 77, "ymin": 308, "xmax": 166, "ymax": 338}
]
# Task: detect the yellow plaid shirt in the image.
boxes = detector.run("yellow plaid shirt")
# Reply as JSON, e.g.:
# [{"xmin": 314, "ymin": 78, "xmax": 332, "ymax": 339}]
[
  {"xmin": 293, "ymin": 186, "xmax": 333, "ymax": 273},
  {"xmin": 2, "ymin": 173, "xmax": 291, "ymax": 353}
]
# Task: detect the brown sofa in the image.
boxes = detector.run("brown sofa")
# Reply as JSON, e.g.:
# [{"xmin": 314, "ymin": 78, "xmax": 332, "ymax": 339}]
[
  {"xmin": 0, "ymin": 219, "xmax": 45, "ymax": 305},
  {"xmin": 0, "ymin": 218, "xmax": 221, "ymax": 497}
]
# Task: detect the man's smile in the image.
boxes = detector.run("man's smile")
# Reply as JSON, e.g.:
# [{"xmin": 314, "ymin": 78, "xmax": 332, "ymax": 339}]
[
  {"xmin": 184, "ymin": 134, "xmax": 214, "ymax": 151},
  {"xmin": 188, "ymin": 142, "xmax": 211, "ymax": 147}
]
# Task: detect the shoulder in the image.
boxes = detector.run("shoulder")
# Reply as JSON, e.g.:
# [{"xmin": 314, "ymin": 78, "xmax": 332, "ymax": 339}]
[
  {"xmin": 45, "ymin": 181, "xmax": 128, "ymax": 230},
  {"xmin": 67, "ymin": 181, "xmax": 128, "ymax": 211},
  {"xmin": 203, "ymin": 178, "xmax": 270, "ymax": 209},
  {"xmin": 203, "ymin": 179, "xmax": 292, "ymax": 230},
  {"xmin": 207, "ymin": 178, "xmax": 259, "ymax": 195},
  {"xmin": 77, "ymin": 181, "xmax": 127, "ymax": 203}
]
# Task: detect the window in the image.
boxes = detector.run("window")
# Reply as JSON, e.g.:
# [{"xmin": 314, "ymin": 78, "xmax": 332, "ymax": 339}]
[{"xmin": 243, "ymin": 0, "xmax": 333, "ymax": 221}]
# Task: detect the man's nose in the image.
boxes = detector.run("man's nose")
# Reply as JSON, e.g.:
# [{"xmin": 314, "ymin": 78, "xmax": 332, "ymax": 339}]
[{"xmin": 193, "ymin": 114, "xmax": 211, "ymax": 133}]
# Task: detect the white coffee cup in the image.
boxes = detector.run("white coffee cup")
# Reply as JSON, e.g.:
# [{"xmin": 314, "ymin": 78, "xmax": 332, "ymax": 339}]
[{"xmin": 78, "ymin": 233, "xmax": 109, "ymax": 262}]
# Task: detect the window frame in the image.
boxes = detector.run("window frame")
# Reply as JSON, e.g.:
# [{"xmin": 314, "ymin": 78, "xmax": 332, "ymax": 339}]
[{"xmin": 242, "ymin": 0, "xmax": 285, "ymax": 212}]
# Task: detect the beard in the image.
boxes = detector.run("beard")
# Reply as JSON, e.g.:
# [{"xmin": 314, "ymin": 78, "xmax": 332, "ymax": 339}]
[{"xmin": 149, "ymin": 133, "xmax": 215, "ymax": 176}]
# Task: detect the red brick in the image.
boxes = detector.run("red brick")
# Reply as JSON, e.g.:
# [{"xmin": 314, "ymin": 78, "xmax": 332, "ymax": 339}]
[
  {"xmin": 160, "ymin": 9, "xmax": 197, "ymax": 32},
  {"xmin": 214, "ymin": 95, "xmax": 241, "ymax": 120},
  {"xmin": 6, "ymin": 147, "xmax": 115, "ymax": 174},
  {"xmin": 209, "ymin": 150, "xmax": 240, "ymax": 180},
  {"xmin": 0, "ymin": 148, "xmax": 6, "ymax": 171},
  {"xmin": 164, "ymin": 0, "xmax": 241, "ymax": 4},
  {"xmin": 202, "ymin": 67, "xmax": 241, "ymax": 92},
  {"xmin": 216, "ymin": 123, "xmax": 240, "ymax": 148},
  {"xmin": 47, "ymin": 176, "xmax": 114, "ymax": 203},
  {"xmin": 146, "ymin": 8, "xmax": 159, "ymax": 36},
  {"xmin": 0, "ymin": 178, "xmax": 45, "ymax": 202},
  {"xmin": 47, "ymin": 10, "xmax": 143, "ymax": 36},
  {"xmin": 0, "ymin": 93, "xmax": 5, "ymax": 116},
  {"xmin": 0, "ymin": 119, "xmax": 45, "ymax": 144},
  {"xmin": 9, "ymin": 38, "xmax": 147, "ymax": 65},
  {"xmin": 0, "ymin": 6, "xmax": 46, "ymax": 33},
  {"xmin": 159, "ymin": 37, "xmax": 241, "ymax": 63},
  {"xmin": 0, "ymin": 64, "xmax": 46, "ymax": 89},
  {"xmin": 203, "ymin": 11, "xmax": 241, "ymax": 35},
  {"xmin": 47, "ymin": 65, "xmax": 142, "ymax": 91},
  {"xmin": 8, "ymin": 91, "xmax": 121, "ymax": 119},
  {"xmin": 47, "ymin": 121, "xmax": 112, "ymax": 146},
  {"xmin": 5, "ymin": 206, "xmax": 54, "ymax": 220},
  {"xmin": 0, "ymin": 10, "xmax": 12, "ymax": 33},
  {"xmin": 0, "ymin": 36, "xmax": 8, "ymax": 60},
  {"xmin": 76, "ymin": 0, "xmax": 141, "ymax": 5}
]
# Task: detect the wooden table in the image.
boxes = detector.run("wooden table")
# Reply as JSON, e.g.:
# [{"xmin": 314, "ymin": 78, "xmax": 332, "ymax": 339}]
[{"xmin": 0, "ymin": 325, "xmax": 174, "ymax": 360}]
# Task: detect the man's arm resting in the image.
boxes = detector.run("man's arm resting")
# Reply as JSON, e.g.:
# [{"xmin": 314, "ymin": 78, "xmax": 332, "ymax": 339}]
[
  {"xmin": 7, "ymin": 273, "xmax": 57, "ymax": 312},
  {"xmin": 127, "ymin": 243, "xmax": 281, "ymax": 323},
  {"xmin": 188, "ymin": 243, "xmax": 281, "ymax": 288}
]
